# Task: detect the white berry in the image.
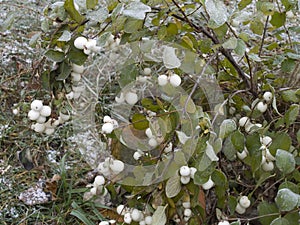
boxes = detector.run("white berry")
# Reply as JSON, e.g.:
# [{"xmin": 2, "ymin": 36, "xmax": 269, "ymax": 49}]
[
  {"xmin": 71, "ymin": 72, "xmax": 81, "ymax": 82},
  {"xmin": 169, "ymin": 74, "xmax": 181, "ymax": 87},
  {"xmin": 218, "ymin": 221, "xmax": 230, "ymax": 225},
  {"xmin": 144, "ymin": 216, "xmax": 152, "ymax": 225},
  {"xmin": 125, "ymin": 91, "xmax": 139, "ymax": 105},
  {"xmin": 40, "ymin": 105, "xmax": 52, "ymax": 117},
  {"xmin": 202, "ymin": 177, "xmax": 214, "ymax": 190},
  {"xmin": 190, "ymin": 167, "xmax": 197, "ymax": 179},
  {"xmin": 179, "ymin": 166, "xmax": 191, "ymax": 177},
  {"xmin": 102, "ymin": 123, "xmax": 114, "ymax": 134},
  {"xmin": 238, "ymin": 116, "xmax": 250, "ymax": 127},
  {"xmin": 262, "ymin": 161, "xmax": 274, "ymax": 171},
  {"xmin": 184, "ymin": 208, "xmax": 192, "ymax": 217},
  {"xmin": 133, "ymin": 151, "xmax": 143, "ymax": 160},
  {"xmin": 256, "ymin": 101, "xmax": 267, "ymax": 113},
  {"xmin": 12, "ymin": 108, "xmax": 19, "ymax": 115},
  {"xmin": 85, "ymin": 39, "xmax": 97, "ymax": 50},
  {"xmin": 59, "ymin": 112, "xmax": 70, "ymax": 122},
  {"xmin": 33, "ymin": 123, "xmax": 46, "ymax": 133},
  {"xmin": 239, "ymin": 196, "xmax": 251, "ymax": 208},
  {"xmin": 115, "ymin": 93, "xmax": 125, "ymax": 103},
  {"xmin": 124, "ymin": 212, "xmax": 132, "ymax": 224},
  {"xmin": 235, "ymin": 202, "xmax": 246, "ymax": 214},
  {"xmin": 139, "ymin": 221, "xmax": 146, "ymax": 225},
  {"xmin": 237, "ymin": 149, "xmax": 248, "ymax": 160},
  {"xmin": 145, "ymin": 128, "xmax": 153, "ymax": 138},
  {"xmin": 74, "ymin": 36, "xmax": 88, "ymax": 50},
  {"xmin": 182, "ymin": 201, "xmax": 191, "ymax": 209},
  {"xmin": 72, "ymin": 64, "xmax": 85, "ymax": 74},
  {"xmin": 44, "ymin": 127, "xmax": 55, "ymax": 135},
  {"xmin": 116, "ymin": 205, "xmax": 126, "ymax": 215},
  {"xmin": 94, "ymin": 175, "xmax": 105, "ymax": 186},
  {"xmin": 148, "ymin": 137, "xmax": 158, "ymax": 147},
  {"xmin": 180, "ymin": 176, "xmax": 191, "ymax": 184},
  {"xmin": 143, "ymin": 67, "xmax": 152, "ymax": 75},
  {"xmin": 66, "ymin": 91, "xmax": 74, "ymax": 100},
  {"xmin": 110, "ymin": 159, "xmax": 125, "ymax": 173},
  {"xmin": 261, "ymin": 136, "xmax": 272, "ymax": 146},
  {"xmin": 131, "ymin": 209, "xmax": 142, "ymax": 221},
  {"xmin": 99, "ymin": 221, "xmax": 109, "ymax": 225},
  {"xmin": 28, "ymin": 110, "xmax": 40, "ymax": 121},
  {"xmin": 103, "ymin": 115, "xmax": 112, "ymax": 123},
  {"xmin": 36, "ymin": 116, "xmax": 47, "ymax": 124},
  {"xmin": 158, "ymin": 75, "xmax": 168, "ymax": 86},
  {"xmin": 263, "ymin": 91, "xmax": 273, "ymax": 102},
  {"xmin": 31, "ymin": 100, "xmax": 43, "ymax": 111}
]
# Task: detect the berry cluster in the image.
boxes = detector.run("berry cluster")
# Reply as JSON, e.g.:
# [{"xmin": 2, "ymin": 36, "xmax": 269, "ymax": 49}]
[
  {"xmin": 235, "ymin": 196, "xmax": 251, "ymax": 214},
  {"xmin": 116, "ymin": 205, "xmax": 153, "ymax": 225},
  {"xmin": 260, "ymin": 136, "xmax": 275, "ymax": 171},
  {"xmin": 255, "ymin": 91, "xmax": 273, "ymax": 113},
  {"xmin": 66, "ymin": 64, "xmax": 86, "ymax": 100},
  {"xmin": 28, "ymin": 100, "xmax": 69, "ymax": 135},
  {"xmin": 74, "ymin": 36, "xmax": 100, "ymax": 55},
  {"xmin": 158, "ymin": 73, "xmax": 181, "ymax": 87},
  {"xmin": 101, "ymin": 116, "xmax": 118, "ymax": 134},
  {"xmin": 97, "ymin": 157, "xmax": 125, "ymax": 177},
  {"xmin": 179, "ymin": 166, "xmax": 197, "ymax": 185}
]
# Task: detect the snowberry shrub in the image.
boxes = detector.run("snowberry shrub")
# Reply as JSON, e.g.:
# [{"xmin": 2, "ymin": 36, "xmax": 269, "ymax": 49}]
[{"xmin": 26, "ymin": 0, "xmax": 300, "ymax": 224}]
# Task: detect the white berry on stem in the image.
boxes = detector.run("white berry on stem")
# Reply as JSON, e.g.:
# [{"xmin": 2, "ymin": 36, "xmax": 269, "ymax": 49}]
[
  {"xmin": 239, "ymin": 196, "xmax": 251, "ymax": 208},
  {"xmin": 143, "ymin": 67, "xmax": 152, "ymax": 75},
  {"xmin": 218, "ymin": 220, "xmax": 230, "ymax": 225},
  {"xmin": 144, "ymin": 216, "xmax": 152, "ymax": 225},
  {"xmin": 94, "ymin": 175, "xmax": 105, "ymax": 186},
  {"xmin": 235, "ymin": 202, "xmax": 246, "ymax": 214},
  {"xmin": 202, "ymin": 177, "xmax": 214, "ymax": 190},
  {"xmin": 256, "ymin": 101, "xmax": 267, "ymax": 113},
  {"xmin": 40, "ymin": 105, "xmax": 52, "ymax": 117},
  {"xmin": 72, "ymin": 64, "xmax": 85, "ymax": 74},
  {"xmin": 125, "ymin": 91, "xmax": 138, "ymax": 105},
  {"xmin": 124, "ymin": 212, "xmax": 132, "ymax": 224},
  {"xmin": 74, "ymin": 36, "xmax": 88, "ymax": 50},
  {"xmin": 110, "ymin": 159, "xmax": 125, "ymax": 173},
  {"xmin": 28, "ymin": 110, "xmax": 40, "ymax": 121},
  {"xmin": 180, "ymin": 176, "xmax": 191, "ymax": 184},
  {"xmin": 158, "ymin": 75, "xmax": 168, "ymax": 86},
  {"xmin": 263, "ymin": 91, "xmax": 273, "ymax": 102},
  {"xmin": 102, "ymin": 123, "xmax": 114, "ymax": 134},
  {"xmin": 262, "ymin": 161, "xmax": 274, "ymax": 171},
  {"xmin": 31, "ymin": 100, "xmax": 43, "ymax": 111},
  {"xmin": 169, "ymin": 74, "xmax": 181, "ymax": 87},
  {"xmin": 179, "ymin": 166, "xmax": 191, "ymax": 177}
]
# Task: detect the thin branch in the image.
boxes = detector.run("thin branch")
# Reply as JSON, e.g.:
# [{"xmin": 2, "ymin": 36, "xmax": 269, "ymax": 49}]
[{"xmin": 259, "ymin": 16, "xmax": 269, "ymax": 57}]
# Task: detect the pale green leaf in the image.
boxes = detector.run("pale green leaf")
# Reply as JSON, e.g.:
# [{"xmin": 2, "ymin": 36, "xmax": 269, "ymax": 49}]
[
  {"xmin": 275, "ymin": 149, "xmax": 295, "ymax": 174},
  {"xmin": 258, "ymin": 201, "xmax": 279, "ymax": 225},
  {"xmin": 86, "ymin": 0, "xmax": 98, "ymax": 9},
  {"xmin": 275, "ymin": 188, "xmax": 299, "ymax": 211},
  {"xmin": 163, "ymin": 46, "xmax": 181, "ymax": 69},
  {"xmin": 44, "ymin": 49, "xmax": 65, "ymax": 62},
  {"xmin": 152, "ymin": 205, "xmax": 167, "ymax": 225},
  {"xmin": 205, "ymin": 0, "xmax": 228, "ymax": 27},
  {"xmin": 222, "ymin": 38, "xmax": 237, "ymax": 49},
  {"xmin": 270, "ymin": 218, "xmax": 290, "ymax": 225},
  {"xmin": 219, "ymin": 119, "xmax": 237, "ymax": 139},
  {"xmin": 165, "ymin": 173, "xmax": 181, "ymax": 198},
  {"xmin": 176, "ymin": 131, "xmax": 191, "ymax": 145},
  {"xmin": 58, "ymin": 30, "xmax": 72, "ymax": 42},
  {"xmin": 123, "ymin": 2, "xmax": 151, "ymax": 20},
  {"xmin": 284, "ymin": 104, "xmax": 299, "ymax": 126},
  {"xmin": 205, "ymin": 141, "xmax": 219, "ymax": 161},
  {"xmin": 64, "ymin": 0, "xmax": 85, "ymax": 23}
]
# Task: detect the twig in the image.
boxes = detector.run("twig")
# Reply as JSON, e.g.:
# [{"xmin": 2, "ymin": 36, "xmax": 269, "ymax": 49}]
[{"xmin": 259, "ymin": 16, "xmax": 269, "ymax": 57}]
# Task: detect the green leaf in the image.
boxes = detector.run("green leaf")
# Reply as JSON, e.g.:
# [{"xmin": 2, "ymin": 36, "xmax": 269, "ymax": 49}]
[
  {"xmin": 258, "ymin": 201, "xmax": 279, "ymax": 225},
  {"xmin": 132, "ymin": 113, "xmax": 149, "ymax": 130},
  {"xmin": 205, "ymin": 141, "xmax": 219, "ymax": 161},
  {"xmin": 180, "ymin": 95, "xmax": 196, "ymax": 114},
  {"xmin": 270, "ymin": 218, "xmax": 290, "ymax": 225},
  {"xmin": 275, "ymin": 149, "xmax": 295, "ymax": 174},
  {"xmin": 219, "ymin": 119, "xmax": 237, "ymax": 139},
  {"xmin": 71, "ymin": 202, "xmax": 94, "ymax": 225},
  {"xmin": 29, "ymin": 32, "xmax": 42, "ymax": 47},
  {"xmin": 152, "ymin": 205, "xmax": 167, "ymax": 225},
  {"xmin": 269, "ymin": 132, "xmax": 291, "ymax": 153},
  {"xmin": 56, "ymin": 61, "xmax": 72, "ymax": 81},
  {"xmin": 223, "ymin": 138, "xmax": 237, "ymax": 161},
  {"xmin": 270, "ymin": 12, "xmax": 286, "ymax": 28},
  {"xmin": 245, "ymin": 133, "xmax": 262, "ymax": 173},
  {"xmin": 119, "ymin": 64, "xmax": 139, "ymax": 87},
  {"xmin": 238, "ymin": 0, "xmax": 252, "ymax": 10},
  {"xmin": 86, "ymin": 0, "xmax": 98, "ymax": 9},
  {"xmin": 165, "ymin": 173, "xmax": 181, "ymax": 198},
  {"xmin": 222, "ymin": 38, "xmax": 237, "ymax": 49},
  {"xmin": 205, "ymin": 0, "xmax": 228, "ymax": 27},
  {"xmin": 259, "ymin": 2, "xmax": 275, "ymax": 15},
  {"xmin": 123, "ymin": 2, "xmax": 151, "ymax": 20},
  {"xmin": 250, "ymin": 20, "xmax": 264, "ymax": 35},
  {"xmin": 88, "ymin": 7, "xmax": 109, "ymax": 23},
  {"xmin": 284, "ymin": 211, "xmax": 300, "ymax": 225},
  {"xmin": 281, "ymin": 90, "xmax": 299, "ymax": 103},
  {"xmin": 234, "ymin": 39, "xmax": 246, "ymax": 56},
  {"xmin": 284, "ymin": 104, "xmax": 299, "ymax": 126},
  {"xmin": 297, "ymin": 129, "xmax": 300, "ymax": 144},
  {"xmin": 58, "ymin": 30, "xmax": 72, "ymax": 42},
  {"xmin": 68, "ymin": 45, "xmax": 88, "ymax": 65},
  {"xmin": 230, "ymin": 130, "xmax": 244, "ymax": 152},
  {"xmin": 124, "ymin": 19, "xmax": 143, "ymax": 33},
  {"xmin": 44, "ymin": 49, "xmax": 65, "ymax": 62},
  {"xmin": 64, "ymin": 0, "xmax": 85, "ymax": 23},
  {"xmin": 286, "ymin": 52, "xmax": 300, "ymax": 60},
  {"xmin": 275, "ymin": 188, "xmax": 300, "ymax": 211},
  {"xmin": 281, "ymin": 58, "xmax": 295, "ymax": 73}
]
